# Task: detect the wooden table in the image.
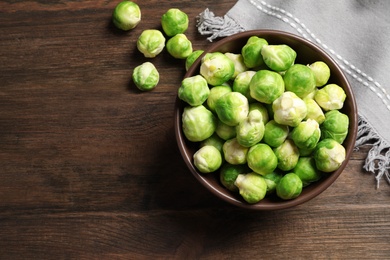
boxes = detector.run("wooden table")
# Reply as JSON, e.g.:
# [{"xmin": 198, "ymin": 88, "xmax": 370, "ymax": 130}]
[{"xmin": 1, "ymin": 1, "xmax": 389, "ymax": 259}]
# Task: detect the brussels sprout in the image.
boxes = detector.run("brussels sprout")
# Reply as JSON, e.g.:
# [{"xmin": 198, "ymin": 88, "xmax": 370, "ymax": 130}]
[
  {"xmin": 291, "ymin": 119, "xmax": 321, "ymax": 150},
  {"xmin": 215, "ymin": 92, "xmax": 249, "ymax": 126},
  {"xmin": 222, "ymin": 138, "xmax": 248, "ymax": 165},
  {"xmin": 284, "ymin": 64, "xmax": 316, "ymax": 98},
  {"xmin": 274, "ymin": 139, "xmax": 300, "ymax": 171},
  {"xmin": 263, "ymin": 120, "xmax": 289, "ymax": 148},
  {"xmin": 314, "ymin": 139, "xmax": 346, "ymax": 172},
  {"xmin": 206, "ymin": 85, "xmax": 232, "ymax": 113},
  {"xmin": 178, "ymin": 75, "xmax": 209, "ymax": 106},
  {"xmin": 166, "ymin": 34, "xmax": 193, "ymax": 59},
  {"xmin": 304, "ymin": 97, "xmax": 325, "ymax": 124},
  {"xmin": 293, "ymin": 157, "xmax": 322, "ymax": 187},
  {"xmin": 236, "ymin": 110, "xmax": 265, "ymax": 147},
  {"xmin": 263, "ymin": 171, "xmax": 283, "ymax": 194},
  {"xmin": 308, "ymin": 61, "xmax": 330, "ymax": 86},
  {"xmin": 161, "ymin": 8, "xmax": 189, "ymax": 37},
  {"xmin": 182, "ymin": 105, "xmax": 217, "ymax": 142},
  {"xmin": 276, "ymin": 173, "xmax": 303, "ymax": 200},
  {"xmin": 321, "ymin": 110, "xmax": 349, "ymax": 144},
  {"xmin": 185, "ymin": 50, "xmax": 204, "ymax": 71},
  {"xmin": 241, "ymin": 36, "xmax": 268, "ymax": 69},
  {"xmin": 132, "ymin": 62, "xmax": 159, "ymax": 91},
  {"xmin": 247, "ymin": 143, "xmax": 278, "ymax": 176},
  {"xmin": 261, "ymin": 44, "xmax": 296, "ymax": 72},
  {"xmin": 234, "ymin": 173, "xmax": 268, "ymax": 204},
  {"xmin": 249, "ymin": 102, "xmax": 269, "ymax": 124},
  {"xmin": 272, "ymin": 91, "xmax": 307, "ymax": 127},
  {"xmin": 298, "ymin": 147, "xmax": 316, "ymax": 157},
  {"xmin": 137, "ymin": 29, "xmax": 166, "ymax": 58},
  {"xmin": 112, "ymin": 1, "xmax": 141, "ymax": 31},
  {"xmin": 233, "ymin": 71, "xmax": 256, "ymax": 102},
  {"xmin": 225, "ymin": 53, "xmax": 248, "ymax": 78},
  {"xmin": 220, "ymin": 163, "xmax": 250, "ymax": 192},
  {"xmin": 215, "ymin": 120, "xmax": 236, "ymax": 141},
  {"xmin": 200, "ymin": 52, "xmax": 235, "ymax": 86},
  {"xmin": 314, "ymin": 84, "xmax": 346, "ymax": 111},
  {"xmin": 249, "ymin": 70, "xmax": 285, "ymax": 104},
  {"xmin": 193, "ymin": 145, "xmax": 222, "ymax": 173},
  {"xmin": 200, "ymin": 133, "xmax": 225, "ymax": 153}
]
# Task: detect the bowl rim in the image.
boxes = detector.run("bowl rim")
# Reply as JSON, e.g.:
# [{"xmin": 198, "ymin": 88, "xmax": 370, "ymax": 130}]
[{"xmin": 174, "ymin": 29, "xmax": 358, "ymax": 210}]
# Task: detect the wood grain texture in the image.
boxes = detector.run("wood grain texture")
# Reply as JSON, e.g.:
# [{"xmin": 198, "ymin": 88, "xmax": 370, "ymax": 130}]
[{"xmin": 0, "ymin": 1, "xmax": 389, "ymax": 259}]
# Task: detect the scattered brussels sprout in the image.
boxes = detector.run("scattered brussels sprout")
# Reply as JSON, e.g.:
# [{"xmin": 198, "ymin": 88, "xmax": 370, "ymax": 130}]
[
  {"xmin": 263, "ymin": 120, "xmax": 289, "ymax": 148},
  {"xmin": 314, "ymin": 139, "xmax": 346, "ymax": 172},
  {"xmin": 236, "ymin": 110, "xmax": 265, "ymax": 147},
  {"xmin": 112, "ymin": 1, "xmax": 141, "ymax": 31},
  {"xmin": 166, "ymin": 33, "xmax": 193, "ymax": 59},
  {"xmin": 220, "ymin": 163, "xmax": 250, "ymax": 192},
  {"xmin": 193, "ymin": 145, "xmax": 222, "ymax": 173},
  {"xmin": 222, "ymin": 138, "xmax": 249, "ymax": 165},
  {"xmin": 206, "ymin": 85, "xmax": 232, "ymax": 113},
  {"xmin": 249, "ymin": 70, "xmax": 285, "ymax": 104},
  {"xmin": 234, "ymin": 172, "xmax": 268, "ymax": 204},
  {"xmin": 200, "ymin": 52, "xmax": 235, "ymax": 86},
  {"xmin": 276, "ymin": 173, "xmax": 303, "ymax": 200},
  {"xmin": 314, "ymin": 84, "xmax": 346, "ymax": 111},
  {"xmin": 215, "ymin": 120, "xmax": 236, "ymax": 141},
  {"xmin": 137, "ymin": 29, "xmax": 166, "ymax": 58},
  {"xmin": 241, "ymin": 36, "xmax": 268, "ymax": 68},
  {"xmin": 182, "ymin": 105, "xmax": 217, "ymax": 142},
  {"xmin": 178, "ymin": 75, "xmax": 209, "ymax": 106},
  {"xmin": 161, "ymin": 8, "xmax": 189, "ymax": 37},
  {"xmin": 185, "ymin": 50, "xmax": 204, "ymax": 71},
  {"xmin": 321, "ymin": 110, "xmax": 349, "ymax": 144},
  {"xmin": 233, "ymin": 71, "xmax": 256, "ymax": 102},
  {"xmin": 274, "ymin": 139, "xmax": 300, "ymax": 171},
  {"xmin": 304, "ymin": 97, "xmax": 325, "ymax": 124},
  {"xmin": 247, "ymin": 143, "xmax": 278, "ymax": 176},
  {"xmin": 291, "ymin": 119, "xmax": 321, "ymax": 150},
  {"xmin": 214, "ymin": 92, "xmax": 249, "ymax": 126},
  {"xmin": 132, "ymin": 62, "xmax": 159, "ymax": 91},
  {"xmin": 263, "ymin": 171, "xmax": 283, "ymax": 194},
  {"xmin": 272, "ymin": 91, "xmax": 307, "ymax": 127},
  {"xmin": 200, "ymin": 133, "xmax": 225, "ymax": 153},
  {"xmin": 261, "ymin": 44, "xmax": 296, "ymax": 72},
  {"xmin": 249, "ymin": 102, "xmax": 269, "ymax": 124},
  {"xmin": 308, "ymin": 61, "xmax": 330, "ymax": 86},
  {"xmin": 225, "ymin": 53, "xmax": 248, "ymax": 78},
  {"xmin": 293, "ymin": 157, "xmax": 322, "ymax": 187},
  {"xmin": 284, "ymin": 64, "xmax": 316, "ymax": 98}
]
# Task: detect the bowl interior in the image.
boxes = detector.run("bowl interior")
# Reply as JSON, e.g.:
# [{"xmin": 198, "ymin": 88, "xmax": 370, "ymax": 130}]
[{"xmin": 175, "ymin": 30, "xmax": 358, "ymax": 210}]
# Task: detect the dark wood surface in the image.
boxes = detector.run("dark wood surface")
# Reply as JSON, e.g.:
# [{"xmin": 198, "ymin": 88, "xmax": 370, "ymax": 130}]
[{"xmin": 1, "ymin": 1, "xmax": 389, "ymax": 259}]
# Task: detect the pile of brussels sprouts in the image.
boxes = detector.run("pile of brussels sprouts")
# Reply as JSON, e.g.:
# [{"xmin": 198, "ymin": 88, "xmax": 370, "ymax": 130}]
[{"xmin": 179, "ymin": 36, "xmax": 350, "ymax": 204}]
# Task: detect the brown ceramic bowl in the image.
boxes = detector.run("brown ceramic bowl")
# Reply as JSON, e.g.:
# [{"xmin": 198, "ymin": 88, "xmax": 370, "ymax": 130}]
[{"xmin": 174, "ymin": 30, "xmax": 358, "ymax": 210}]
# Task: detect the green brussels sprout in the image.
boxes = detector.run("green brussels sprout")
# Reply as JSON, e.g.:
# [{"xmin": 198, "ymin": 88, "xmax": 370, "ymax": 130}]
[
  {"xmin": 291, "ymin": 119, "xmax": 321, "ymax": 150},
  {"xmin": 220, "ymin": 163, "xmax": 250, "ymax": 192},
  {"xmin": 263, "ymin": 171, "xmax": 283, "ymax": 194},
  {"xmin": 276, "ymin": 173, "xmax": 303, "ymax": 200},
  {"xmin": 214, "ymin": 92, "xmax": 249, "ymax": 126},
  {"xmin": 161, "ymin": 8, "xmax": 189, "ymax": 37},
  {"xmin": 308, "ymin": 61, "xmax": 330, "ymax": 86},
  {"xmin": 320, "ymin": 110, "xmax": 349, "ymax": 144},
  {"xmin": 112, "ymin": 1, "xmax": 141, "ymax": 31},
  {"xmin": 178, "ymin": 75, "xmax": 209, "ymax": 106},
  {"xmin": 215, "ymin": 120, "xmax": 236, "ymax": 141},
  {"xmin": 293, "ymin": 157, "xmax": 322, "ymax": 187},
  {"xmin": 263, "ymin": 120, "xmax": 289, "ymax": 148},
  {"xmin": 200, "ymin": 52, "xmax": 235, "ymax": 86},
  {"xmin": 132, "ymin": 62, "xmax": 159, "ymax": 91},
  {"xmin": 241, "ymin": 36, "xmax": 268, "ymax": 69},
  {"xmin": 272, "ymin": 91, "xmax": 307, "ymax": 127},
  {"xmin": 200, "ymin": 133, "xmax": 225, "ymax": 153},
  {"xmin": 249, "ymin": 102, "xmax": 269, "ymax": 124},
  {"xmin": 304, "ymin": 97, "xmax": 325, "ymax": 124},
  {"xmin": 261, "ymin": 44, "xmax": 297, "ymax": 72},
  {"xmin": 298, "ymin": 147, "xmax": 316, "ymax": 157},
  {"xmin": 166, "ymin": 33, "xmax": 193, "ymax": 59},
  {"xmin": 182, "ymin": 105, "xmax": 217, "ymax": 142},
  {"xmin": 284, "ymin": 64, "xmax": 316, "ymax": 98},
  {"xmin": 185, "ymin": 50, "xmax": 204, "ymax": 71},
  {"xmin": 249, "ymin": 70, "xmax": 285, "ymax": 104},
  {"xmin": 233, "ymin": 71, "xmax": 256, "ymax": 102},
  {"xmin": 314, "ymin": 139, "xmax": 346, "ymax": 172},
  {"xmin": 206, "ymin": 85, "xmax": 232, "ymax": 113},
  {"xmin": 225, "ymin": 53, "xmax": 248, "ymax": 78},
  {"xmin": 314, "ymin": 84, "xmax": 346, "ymax": 111},
  {"xmin": 247, "ymin": 143, "xmax": 278, "ymax": 176},
  {"xmin": 137, "ymin": 29, "xmax": 166, "ymax": 58},
  {"xmin": 193, "ymin": 145, "xmax": 222, "ymax": 173},
  {"xmin": 234, "ymin": 172, "xmax": 268, "ymax": 204},
  {"xmin": 274, "ymin": 139, "xmax": 300, "ymax": 171},
  {"xmin": 222, "ymin": 138, "xmax": 249, "ymax": 165},
  {"xmin": 236, "ymin": 110, "xmax": 265, "ymax": 147}
]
